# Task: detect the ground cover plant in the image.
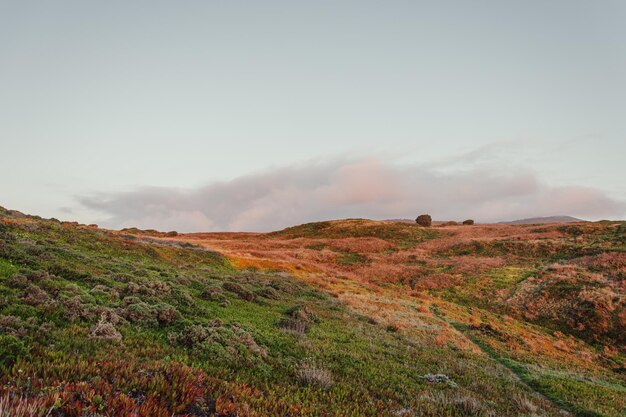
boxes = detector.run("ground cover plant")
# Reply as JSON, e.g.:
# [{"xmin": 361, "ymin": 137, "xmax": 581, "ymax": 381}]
[{"xmin": 1, "ymin": 207, "xmax": 624, "ymax": 416}]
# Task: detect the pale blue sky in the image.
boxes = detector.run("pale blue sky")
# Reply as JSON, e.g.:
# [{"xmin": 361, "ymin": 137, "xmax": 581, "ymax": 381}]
[{"xmin": 1, "ymin": 1, "xmax": 625, "ymax": 229}]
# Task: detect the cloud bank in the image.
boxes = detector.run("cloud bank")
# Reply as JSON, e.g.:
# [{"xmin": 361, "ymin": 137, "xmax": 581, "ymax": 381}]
[{"xmin": 79, "ymin": 157, "xmax": 625, "ymax": 232}]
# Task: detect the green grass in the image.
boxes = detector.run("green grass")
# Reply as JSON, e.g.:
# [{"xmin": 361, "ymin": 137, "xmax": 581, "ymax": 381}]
[
  {"xmin": 438, "ymin": 266, "xmax": 533, "ymax": 310},
  {"xmin": 0, "ymin": 258, "xmax": 17, "ymax": 277},
  {"xmin": 504, "ymin": 360, "xmax": 626, "ymax": 417}
]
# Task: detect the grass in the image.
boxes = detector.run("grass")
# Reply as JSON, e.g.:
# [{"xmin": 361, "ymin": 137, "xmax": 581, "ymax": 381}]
[
  {"xmin": 504, "ymin": 359, "xmax": 626, "ymax": 417},
  {"xmin": 438, "ymin": 266, "xmax": 533, "ymax": 310},
  {"xmin": 438, "ymin": 303, "xmax": 625, "ymax": 417},
  {"xmin": 0, "ymin": 209, "xmax": 624, "ymax": 416},
  {"xmin": 0, "ymin": 259, "xmax": 17, "ymax": 278},
  {"xmin": 271, "ymin": 219, "xmax": 440, "ymax": 248}
]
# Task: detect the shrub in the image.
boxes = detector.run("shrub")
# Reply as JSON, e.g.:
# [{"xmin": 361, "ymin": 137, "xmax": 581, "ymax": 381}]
[
  {"xmin": 89, "ymin": 317, "xmax": 122, "ymax": 341},
  {"xmin": 285, "ymin": 305, "xmax": 318, "ymax": 323},
  {"xmin": 256, "ymin": 286, "xmax": 279, "ymax": 299},
  {"xmin": 200, "ymin": 287, "xmax": 230, "ymax": 307},
  {"xmin": 278, "ymin": 305, "xmax": 318, "ymax": 335},
  {"xmin": 125, "ymin": 279, "xmax": 171, "ymax": 297},
  {"xmin": 153, "ymin": 303, "xmax": 180, "ymax": 325},
  {"xmin": 0, "ymin": 315, "xmax": 30, "ymax": 338},
  {"xmin": 199, "ymin": 287, "xmax": 228, "ymax": 304},
  {"xmin": 222, "ymin": 282, "xmax": 255, "ymax": 301},
  {"xmin": 24, "ymin": 270, "xmax": 51, "ymax": 283},
  {"xmin": 0, "ymin": 335, "xmax": 26, "ymax": 368},
  {"xmin": 296, "ymin": 363, "xmax": 333, "ymax": 389},
  {"xmin": 89, "ymin": 285, "xmax": 119, "ymax": 300},
  {"xmin": 118, "ymin": 301, "xmax": 157, "ymax": 326},
  {"xmin": 118, "ymin": 297, "xmax": 180, "ymax": 326},
  {"xmin": 463, "ymin": 219, "xmax": 475, "ymax": 225},
  {"xmin": 5, "ymin": 274, "xmax": 29, "ymax": 289},
  {"xmin": 268, "ymin": 280, "xmax": 299, "ymax": 295},
  {"xmin": 173, "ymin": 321, "xmax": 267, "ymax": 363},
  {"xmin": 416, "ymin": 214, "xmax": 432, "ymax": 227},
  {"xmin": 22, "ymin": 285, "xmax": 49, "ymax": 306},
  {"xmin": 62, "ymin": 296, "xmax": 96, "ymax": 322}
]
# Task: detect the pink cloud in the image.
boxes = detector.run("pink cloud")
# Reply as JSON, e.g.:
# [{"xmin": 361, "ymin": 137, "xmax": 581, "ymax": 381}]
[{"xmin": 79, "ymin": 157, "xmax": 625, "ymax": 232}]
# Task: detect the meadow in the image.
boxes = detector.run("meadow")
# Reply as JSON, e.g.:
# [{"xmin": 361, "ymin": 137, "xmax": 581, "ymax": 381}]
[{"xmin": 0, "ymin": 208, "xmax": 624, "ymax": 416}]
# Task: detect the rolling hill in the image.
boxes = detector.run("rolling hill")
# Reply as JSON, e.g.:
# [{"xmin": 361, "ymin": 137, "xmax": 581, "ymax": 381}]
[
  {"xmin": 500, "ymin": 216, "xmax": 586, "ymax": 225},
  {"xmin": 0, "ymin": 207, "xmax": 624, "ymax": 416}
]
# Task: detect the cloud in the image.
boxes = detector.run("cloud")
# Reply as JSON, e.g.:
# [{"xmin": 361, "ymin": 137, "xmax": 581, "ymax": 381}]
[{"xmin": 78, "ymin": 157, "xmax": 625, "ymax": 232}]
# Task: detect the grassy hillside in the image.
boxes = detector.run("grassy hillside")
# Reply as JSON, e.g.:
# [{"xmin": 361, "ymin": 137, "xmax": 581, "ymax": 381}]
[{"xmin": 0, "ymin": 209, "xmax": 624, "ymax": 416}]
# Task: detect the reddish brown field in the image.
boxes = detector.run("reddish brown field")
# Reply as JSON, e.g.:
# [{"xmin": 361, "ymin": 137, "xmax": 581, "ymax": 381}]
[{"xmin": 160, "ymin": 219, "xmax": 624, "ymax": 354}]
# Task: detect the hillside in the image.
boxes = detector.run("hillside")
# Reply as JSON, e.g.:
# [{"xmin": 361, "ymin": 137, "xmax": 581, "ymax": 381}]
[
  {"xmin": 500, "ymin": 216, "xmax": 586, "ymax": 225},
  {"xmin": 0, "ymin": 208, "xmax": 624, "ymax": 416}
]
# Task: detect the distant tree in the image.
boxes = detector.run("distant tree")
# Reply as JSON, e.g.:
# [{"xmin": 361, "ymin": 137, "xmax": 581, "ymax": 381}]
[
  {"xmin": 462, "ymin": 219, "xmax": 474, "ymax": 225},
  {"xmin": 415, "ymin": 214, "xmax": 432, "ymax": 227}
]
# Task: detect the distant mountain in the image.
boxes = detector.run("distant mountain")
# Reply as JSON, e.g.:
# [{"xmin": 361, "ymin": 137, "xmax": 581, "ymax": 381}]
[
  {"xmin": 500, "ymin": 216, "xmax": 586, "ymax": 225},
  {"xmin": 384, "ymin": 218, "xmax": 415, "ymax": 223}
]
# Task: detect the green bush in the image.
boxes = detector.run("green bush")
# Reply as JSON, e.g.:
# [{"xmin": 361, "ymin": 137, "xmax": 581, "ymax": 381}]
[{"xmin": 0, "ymin": 334, "xmax": 26, "ymax": 368}]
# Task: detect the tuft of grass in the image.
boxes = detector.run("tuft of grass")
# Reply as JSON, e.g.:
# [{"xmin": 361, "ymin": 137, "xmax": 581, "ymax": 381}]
[{"xmin": 297, "ymin": 362, "xmax": 334, "ymax": 389}]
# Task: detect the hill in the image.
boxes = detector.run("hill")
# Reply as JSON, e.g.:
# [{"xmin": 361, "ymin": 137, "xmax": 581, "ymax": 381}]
[
  {"xmin": 0, "ymin": 209, "xmax": 624, "ymax": 416},
  {"xmin": 501, "ymin": 216, "xmax": 586, "ymax": 224}
]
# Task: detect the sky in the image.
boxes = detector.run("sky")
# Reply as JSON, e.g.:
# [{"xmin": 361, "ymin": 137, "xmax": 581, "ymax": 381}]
[{"xmin": 1, "ymin": 1, "xmax": 625, "ymax": 231}]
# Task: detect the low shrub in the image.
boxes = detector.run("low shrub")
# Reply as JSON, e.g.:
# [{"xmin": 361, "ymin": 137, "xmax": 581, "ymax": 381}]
[
  {"xmin": 172, "ymin": 321, "xmax": 267, "ymax": 363},
  {"xmin": 222, "ymin": 282, "xmax": 255, "ymax": 301},
  {"xmin": 285, "ymin": 305, "xmax": 318, "ymax": 323},
  {"xmin": 0, "ymin": 335, "xmax": 26, "ymax": 368},
  {"xmin": 256, "ymin": 286, "xmax": 279, "ymax": 299},
  {"xmin": 22, "ymin": 285, "xmax": 49, "ymax": 306},
  {"xmin": 89, "ymin": 316, "xmax": 122, "ymax": 341},
  {"xmin": 0, "ymin": 315, "xmax": 31, "ymax": 338},
  {"xmin": 117, "ymin": 301, "xmax": 178, "ymax": 327},
  {"xmin": 278, "ymin": 305, "xmax": 319, "ymax": 335}
]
